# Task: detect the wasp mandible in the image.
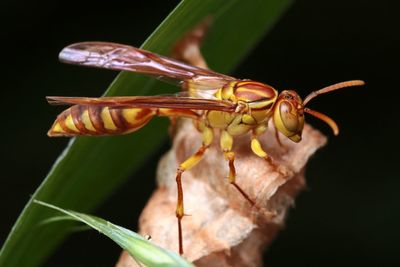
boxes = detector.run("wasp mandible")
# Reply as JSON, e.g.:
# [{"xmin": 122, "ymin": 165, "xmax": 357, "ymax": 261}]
[{"xmin": 47, "ymin": 21, "xmax": 364, "ymax": 255}]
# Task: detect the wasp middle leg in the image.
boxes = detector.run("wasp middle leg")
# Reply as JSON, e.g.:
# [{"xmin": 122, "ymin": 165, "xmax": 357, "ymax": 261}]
[{"xmin": 219, "ymin": 130, "xmax": 258, "ymax": 207}]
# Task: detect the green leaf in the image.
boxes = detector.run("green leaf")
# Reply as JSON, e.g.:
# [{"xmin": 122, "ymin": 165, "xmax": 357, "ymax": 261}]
[
  {"xmin": 0, "ymin": 0, "xmax": 293, "ymax": 266},
  {"xmin": 34, "ymin": 200, "xmax": 194, "ymax": 267}
]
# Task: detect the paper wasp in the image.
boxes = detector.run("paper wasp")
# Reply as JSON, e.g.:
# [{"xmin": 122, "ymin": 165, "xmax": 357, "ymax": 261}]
[{"xmin": 47, "ymin": 22, "xmax": 364, "ymax": 255}]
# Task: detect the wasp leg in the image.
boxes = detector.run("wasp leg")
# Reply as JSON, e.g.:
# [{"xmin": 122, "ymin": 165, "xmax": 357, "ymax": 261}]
[
  {"xmin": 175, "ymin": 125, "xmax": 213, "ymax": 255},
  {"xmin": 251, "ymin": 132, "xmax": 290, "ymax": 177},
  {"xmin": 171, "ymin": 17, "xmax": 212, "ymax": 69},
  {"xmin": 220, "ymin": 130, "xmax": 256, "ymax": 206}
]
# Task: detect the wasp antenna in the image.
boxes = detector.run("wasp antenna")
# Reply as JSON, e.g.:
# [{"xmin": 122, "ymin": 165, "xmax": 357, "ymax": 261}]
[
  {"xmin": 46, "ymin": 96, "xmax": 65, "ymax": 105},
  {"xmin": 304, "ymin": 108, "xmax": 339, "ymax": 135},
  {"xmin": 303, "ymin": 80, "xmax": 365, "ymax": 106}
]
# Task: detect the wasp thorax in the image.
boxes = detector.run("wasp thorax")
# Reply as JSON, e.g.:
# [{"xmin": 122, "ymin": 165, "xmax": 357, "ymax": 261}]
[
  {"xmin": 273, "ymin": 90, "xmax": 305, "ymax": 142},
  {"xmin": 230, "ymin": 81, "xmax": 278, "ymax": 110}
]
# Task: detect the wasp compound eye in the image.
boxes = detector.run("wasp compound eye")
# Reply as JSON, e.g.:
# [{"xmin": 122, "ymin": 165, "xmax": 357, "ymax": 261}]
[{"xmin": 279, "ymin": 101, "xmax": 299, "ymax": 133}]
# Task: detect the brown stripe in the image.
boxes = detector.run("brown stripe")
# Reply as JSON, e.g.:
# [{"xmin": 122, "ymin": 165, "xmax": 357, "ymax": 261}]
[
  {"xmin": 58, "ymin": 109, "xmax": 77, "ymax": 135},
  {"xmin": 251, "ymin": 102, "xmax": 274, "ymax": 111},
  {"xmin": 109, "ymin": 108, "xmax": 129, "ymax": 130},
  {"xmin": 235, "ymin": 81, "xmax": 277, "ymax": 99},
  {"xmin": 233, "ymin": 82, "xmax": 239, "ymax": 94},
  {"xmin": 235, "ymin": 89, "xmax": 264, "ymax": 101},
  {"xmin": 88, "ymin": 105, "xmax": 105, "ymax": 133},
  {"xmin": 70, "ymin": 105, "xmax": 91, "ymax": 134}
]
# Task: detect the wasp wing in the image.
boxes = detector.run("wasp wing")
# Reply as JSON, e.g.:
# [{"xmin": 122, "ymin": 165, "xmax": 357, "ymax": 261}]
[
  {"xmin": 47, "ymin": 95, "xmax": 236, "ymax": 112},
  {"xmin": 59, "ymin": 42, "xmax": 235, "ymax": 90}
]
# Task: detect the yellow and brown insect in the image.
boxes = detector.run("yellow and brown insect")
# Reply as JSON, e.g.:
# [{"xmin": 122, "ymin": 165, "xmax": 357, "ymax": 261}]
[{"xmin": 47, "ymin": 24, "xmax": 364, "ymax": 255}]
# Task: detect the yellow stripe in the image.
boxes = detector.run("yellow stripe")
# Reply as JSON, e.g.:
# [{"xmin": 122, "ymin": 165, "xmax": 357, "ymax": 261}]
[
  {"xmin": 81, "ymin": 109, "xmax": 96, "ymax": 131},
  {"xmin": 52, "ymin": 122, "xmax": 63, "ymax": 133},
  {"xmin": 238, "ymin": 81, "xmax": 254, "ymax": 86},
  {"xmin": 65, "ymin": 114, "xmax": 79, "ymax": 132},
  {"xmin": 249, "ymin": 99, "xmax": 276, "ymax": 109},
  {"xmin": 101, "ymin": 107, "xmax": 117, "ymax": 130},
  {"xmin": 121, "ymin": 108, "xmax": 140, "ymax": 125}
]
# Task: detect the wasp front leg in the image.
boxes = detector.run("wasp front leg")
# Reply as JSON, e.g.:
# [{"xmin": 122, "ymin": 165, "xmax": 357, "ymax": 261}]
[
  {"xmin": 175, "ymin": 123, "xmax": 213, "ymax": 255},
  {"xmin": 251, "ymin": 125, "xmax": 290, "ymax": 177}
]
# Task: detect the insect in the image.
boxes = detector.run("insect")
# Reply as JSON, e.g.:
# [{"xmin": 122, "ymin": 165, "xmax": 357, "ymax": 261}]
[{"xmin": 47, "ymin": 23, "xmax": 364, "ymax": 255}]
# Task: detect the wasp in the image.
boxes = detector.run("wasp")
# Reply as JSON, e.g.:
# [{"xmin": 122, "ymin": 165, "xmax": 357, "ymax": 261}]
[{"xmin": 47, "ymin": 22, "xmax": 364, "ymax": 255}]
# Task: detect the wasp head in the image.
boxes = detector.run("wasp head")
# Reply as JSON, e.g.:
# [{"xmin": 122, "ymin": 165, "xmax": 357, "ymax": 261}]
[
  {"xmin": 273, "ymin": 90, "xmax": 305, "ymax": 142},
  {"xmin": 273, "ymin": 80, "xmax": 365, "ymax": 143}
]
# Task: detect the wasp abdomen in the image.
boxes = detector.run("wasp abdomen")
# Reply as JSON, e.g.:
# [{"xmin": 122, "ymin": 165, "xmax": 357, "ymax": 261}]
[{"xmin": 48, "ymin": 105, "xmax": 155, "ymax": 137}]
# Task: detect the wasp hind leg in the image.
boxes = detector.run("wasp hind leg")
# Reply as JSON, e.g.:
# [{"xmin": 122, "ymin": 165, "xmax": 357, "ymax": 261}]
[{"xmin": 175, "ymin": 125, "xmax": 213, "ymax": 255}]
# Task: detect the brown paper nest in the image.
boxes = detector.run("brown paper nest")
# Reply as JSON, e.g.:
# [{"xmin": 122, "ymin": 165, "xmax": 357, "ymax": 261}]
[{"xmin": 116, "ymin": 119, "xmax": 326, "ymax": 267}]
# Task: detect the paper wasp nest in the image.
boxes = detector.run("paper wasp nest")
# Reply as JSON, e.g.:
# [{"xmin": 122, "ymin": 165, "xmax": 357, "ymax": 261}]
[{"xmin": 116, "ymin": 119, "xmax": 326, "ymax": 267}]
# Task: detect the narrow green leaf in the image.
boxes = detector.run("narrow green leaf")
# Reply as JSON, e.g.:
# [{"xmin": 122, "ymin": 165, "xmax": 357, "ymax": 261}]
[
  {"xmin": 0, "ymin": 0, "xmax": 293, "ymax": 266},
  {"xmin": 34, "ymin": 200, "xmax": 194, "ymax": 267}
]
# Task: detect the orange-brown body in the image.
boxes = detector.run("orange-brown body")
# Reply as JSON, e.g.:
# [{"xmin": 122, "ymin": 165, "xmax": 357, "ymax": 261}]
[
  {"xmin": 49, "ymin": 105, "xmax": 153, "ymax": 136},
  {"xmin": 48, "ymin": 80, "xmax": 278, "ymax": 138},
  {"xmin": 47, "ymin": 22, "xmax": 364, "ymax": 255}
]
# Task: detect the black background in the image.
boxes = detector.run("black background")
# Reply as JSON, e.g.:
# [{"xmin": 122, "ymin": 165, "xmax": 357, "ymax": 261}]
[{"xmin": 1, "ymin": 0, "xmax": 399, "ymax": 266}]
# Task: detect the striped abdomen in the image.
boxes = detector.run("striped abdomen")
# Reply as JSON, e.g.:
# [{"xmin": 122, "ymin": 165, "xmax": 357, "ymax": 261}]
[{"xmin": 48, "ymin": 105, "xmax": 155, "ymax": 137}]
